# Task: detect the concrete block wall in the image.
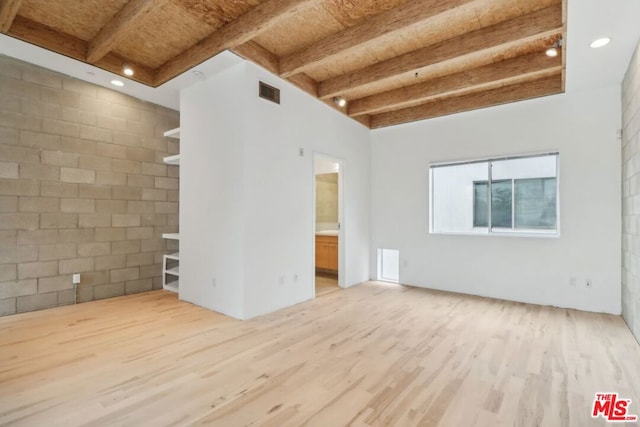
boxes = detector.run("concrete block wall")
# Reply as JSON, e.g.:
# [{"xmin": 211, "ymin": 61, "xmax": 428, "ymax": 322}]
[
  {"xmin": 622, "ymin": 40, "xmax": 640, "ymax": 342},
  {"xmin": 0, "ymin": 56, "xmax": 179, "ymax": 316}
]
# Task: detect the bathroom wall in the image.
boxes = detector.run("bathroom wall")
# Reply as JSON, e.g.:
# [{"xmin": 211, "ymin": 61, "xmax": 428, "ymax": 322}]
[{"xmin": 316, "ymin": 173, "xmax": 338, "ymax": 225}]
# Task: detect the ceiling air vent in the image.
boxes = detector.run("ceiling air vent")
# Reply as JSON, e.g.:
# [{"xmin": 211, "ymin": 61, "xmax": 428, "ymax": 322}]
[{"xmin": 259, "ymin": 81, "xmax": 280, "ymax": 104}]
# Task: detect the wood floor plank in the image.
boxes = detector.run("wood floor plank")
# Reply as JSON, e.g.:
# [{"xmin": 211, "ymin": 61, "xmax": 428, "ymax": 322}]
[{"xmin": 1, "ymin": 282, "xmax": 639, "ymax": 426}]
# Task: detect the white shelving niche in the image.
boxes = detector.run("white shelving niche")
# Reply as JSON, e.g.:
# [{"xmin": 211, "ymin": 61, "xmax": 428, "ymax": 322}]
[{"xmin": 162, "ymin": 127, "xmax": 180, "ymax": 293}]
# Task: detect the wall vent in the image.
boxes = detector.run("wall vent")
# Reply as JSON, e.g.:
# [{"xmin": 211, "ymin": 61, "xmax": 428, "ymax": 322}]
[{"xmin": 259, "ymin": 81, "xmax": 280, "ymax": 104}]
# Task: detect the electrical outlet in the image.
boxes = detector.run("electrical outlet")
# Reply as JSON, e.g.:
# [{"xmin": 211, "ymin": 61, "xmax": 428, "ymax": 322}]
[
  {"xmin": 585, "ymin": 279, "xmax": 592, "ymax": 288},
  {"xmin": 72, "ymin": 273, "xmax": 81, "ymax": 284}
]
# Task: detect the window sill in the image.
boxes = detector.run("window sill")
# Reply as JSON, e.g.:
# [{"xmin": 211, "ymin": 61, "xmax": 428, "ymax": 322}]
[{"xmin": 430, "ymin": 230, "xmax": 560, "ymax": 239}]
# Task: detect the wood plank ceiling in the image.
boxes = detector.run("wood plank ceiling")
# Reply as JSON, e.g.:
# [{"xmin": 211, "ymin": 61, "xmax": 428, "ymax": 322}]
[{"xmin": 0, "ymin": 0, "xmax": 566, "ymax": 128}]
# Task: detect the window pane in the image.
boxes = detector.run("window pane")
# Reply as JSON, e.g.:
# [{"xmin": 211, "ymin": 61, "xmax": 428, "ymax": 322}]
[
  {"xmin": 473, "ymin": 182, "xmax": 488, "ymax": 227},
  {"xmin": 491, "ymin": 180, "xmax": 512, "ymax": 228},
  {"xmin": 514, "ymin": 178, "xmax": 557, "ymax": 228}
]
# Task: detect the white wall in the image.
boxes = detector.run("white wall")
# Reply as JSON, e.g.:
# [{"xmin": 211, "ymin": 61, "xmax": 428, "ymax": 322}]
[
  {"xmin": 371, "ymin": 86, "xmax": 622, "ymax": 314},
  {"xmin": 180, "ymin": 61, "xmax": 371, "ymax": 319}
]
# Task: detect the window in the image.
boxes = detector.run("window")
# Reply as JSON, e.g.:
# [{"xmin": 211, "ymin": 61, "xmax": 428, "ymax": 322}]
[{"xmin": 430, "ymin": 153, "xmax": 558, "ymax": 236}]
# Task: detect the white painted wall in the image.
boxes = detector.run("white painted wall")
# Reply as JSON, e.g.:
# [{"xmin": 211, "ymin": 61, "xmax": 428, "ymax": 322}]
[
  {"xmin": 371, "ymin": 86, "xmax": 622, "ymax": 314},
  {"xmin": 180, "ymin": 61, "xmax": 371, "ymax": 319}
]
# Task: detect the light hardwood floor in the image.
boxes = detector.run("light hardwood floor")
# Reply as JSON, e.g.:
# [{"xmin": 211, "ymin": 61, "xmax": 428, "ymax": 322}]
[
  {"xmin": 1, "ymin": 282, "xmax": 640, "ymax": 426},
  {"xmin": 315, "ymin": 273, "xmax": 339, "ymax": 296}
]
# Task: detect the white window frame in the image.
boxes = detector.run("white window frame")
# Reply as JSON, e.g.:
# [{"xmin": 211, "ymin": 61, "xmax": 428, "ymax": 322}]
[{"xmin": 428, "ymin": 152, "xmax": 560, "ymax": 238}]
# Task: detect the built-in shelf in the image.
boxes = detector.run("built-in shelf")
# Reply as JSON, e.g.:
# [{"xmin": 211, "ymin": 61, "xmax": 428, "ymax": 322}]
[
  {"xmin": 163, "ymin": 154, "xmax": 180, "ymax": 165},
  {"xmin": 163, "ymin": 127, "xmax": 180, "ymax": 139},
  {"xmin": 166, "ymin": 252, "xmax": 179, "ymax": 260},
  {"xmin": 162, "ymin": 233, "xmax": 180, "ymax": 240},
  {"xmin": 165, "ymin": 266, "xmax": 179, "ymax": 276},
  {"xmin": 164, "ymin": 281, "xmax": 179, "ymax": 293}
]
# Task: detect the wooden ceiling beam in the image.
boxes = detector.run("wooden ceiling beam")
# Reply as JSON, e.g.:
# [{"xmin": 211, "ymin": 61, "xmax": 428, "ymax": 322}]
[
  {"xmin": 0, "ymin": 0, "xmax": 23, "ymax": 33},
  {"xmin": 279, "ymin": 0, "xmax": 475, "ymax": 78},
  {"xmin": 233, "ymin": 41, "xmax": 319, "ymax": 97},
  {"xmin": 87, "ymin": 0, "xmax": 171, "ymax": 64},
  {"xmin": 349, "ymin": 51, "xmax": 563, "ymax": 117},
  {"xmin": 8, "ymin": 16, "xmax": 156, "ymax": 85},
  {"xmin": 370, "ymin": 74, "xmax": 563, "ymax": 129},
  {"xmin": 154, "ymin": 0, "xmax": 317, "ymax": 86},
  {"xmin": 318, "ymin": 4, "xmax": 563, "ymax": 100}
]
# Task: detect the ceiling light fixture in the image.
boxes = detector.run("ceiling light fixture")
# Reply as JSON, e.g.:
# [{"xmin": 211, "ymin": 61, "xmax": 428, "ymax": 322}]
[
  {"xmin": 590, "ymin": 37, "xmax": 611, "ymax": 48},
  {"xmin": 333, "ymin": 96, "xmax": 347, "ymax": 108},
  {"xmin": 546, "ymin": 37, "xmax": 562, "ymax": 57},
  {"xmin": 110, "ymin": 79, "xmax": 124, "ymax": 87},
  {"xmin": 122, "ymin": 64, "xmax": 134, "ymax": 76}
]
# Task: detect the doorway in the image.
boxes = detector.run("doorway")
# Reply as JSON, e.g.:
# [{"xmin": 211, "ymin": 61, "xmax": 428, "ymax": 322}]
[{"xmin": 313, "ymin": 154, "xmax": 343, "ymax": 297}]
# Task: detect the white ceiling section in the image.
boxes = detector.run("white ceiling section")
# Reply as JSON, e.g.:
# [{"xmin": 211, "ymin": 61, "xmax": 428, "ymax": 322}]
[{"xmin": 1, "ymin": 0, "xmax": 640, "ymax": 113}]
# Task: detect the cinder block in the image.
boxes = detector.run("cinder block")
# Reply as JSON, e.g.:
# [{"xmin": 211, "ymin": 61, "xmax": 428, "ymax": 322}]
[
  {"xmin": 112, "ymin": 158, "xmax": 140, "ymax": 174},
  {"xmin": 40, "ymin": 150, "xmax": 79, "ymax": 167},
  {"xmin": 140, "ymin": 162, "xmax": 166, "ymax": 176},
  {"xmin": 78, "ymin": 155, "xmax": 111, "ymax": 172},
  {"xmin": 39, "ymin": 243, "xmax": 76, "ymax": 261},
  {"xmin": 110, "ymin": 104, "xmax": 142, "ymax": 122},
  {"xmin": 110, "ymin": 267, "xmax": 139, "ymax": 282},
  {"xmin": 61, "ymin": 137, "xmax": 97, "ymax": 155},
  {"xmin": 40, "ymin": 87, "xmax": 78, "ymax": 108},
  {"xmin": 40, "ymin": 213, "xmax": 78, "ymax": 229},
  {"xmin": 38, "ymin": 275, "xmax": 73, "ymax": 293},
  {"xmin": 20, "ymin": 98, "xmax": 62, "ymax": 120},
  {"xmin": 0, "ymin": 213, "xmax": 39, "ymax": 230},
  {"xmin": 127, "ymin": 174, "xmax": 154, "ymax": 188},
  {"xmin": 79, "ymin": 213, "xmax": 111, "ymax": 228},
  {"xmin": 94, "ymin": 282, "xmax": 124, "ymax": 300},
  {"xmin": 167, "ymin": 165, "xmax": 179, "ymax": 178},
  {"xmin": 126, "ymin": 227, "xmax": 153, "ymax": 240},
  {"xmin": 112, "ymin": 186, "xmax": 141, "ymax": 200},
  {"xmin": 126, "ymin": 147, "xmax": 155, "ymax": 163},
  {"xmin": 0, "ymin": 178, "xmax": 39, "ymax": 196},
  {"xmin": 140, "ymin": 264, "xmax": 162, "ymax": 279},
  {"xmin": 58, "ymin": 228, "xmax": 94, "ymax": 243},
  {"xmin": 125, "ymin": 278, "xmax": 152, "ymax": 294},
  {"xmin": 126, "ymin": 252, "xmax": 153, "ymax": 267},
  {"xmin": 141, "ymin": 238, "xmax": 164, "ymax": 252},
  {"xmin": 0, "ymin": 161, "xmax": 19, "ymax": 178},
  {"xmin": 95, "ymin": 227, "xmax": 126, "ymax": 242},
  {"xmin": 40, "ymin": 181, "xmax": 78, "ymax": 198},
  {"xmin": 61, "ymin": 198, "xmax": 95, "ymax": 213},
  {"xmin": 62, "ymin": 106, "xmax": 97, "ymax": 125},
  {"xmin": 0, "ymin": 245, "xmax": 38, "ymax": 263},
  {"xmin": 78, "ymin": 242, "xmax": 110, "ymax": 257},
  {"xmin": 127, "ymin": 201, "xmax": 154, "ymax": 213},
  {"xmin": 167, "ymin": 190, "xmax": 179, "ymax": 202},
  {"xmin": 0, "ymin": 279, "xmax": 37, "ymax": 298},
  {"xmin": 42, "ymin": 118, "xmax": 79, "ymax": 137},
  {"xmin": 18, "ymin": 261, "xmax": 57, "ymax": 279},
  {"xmin": 19, "ymin": 197, "xmax": 59, "ymax": 212},
  {"xmin": 17, "ymin": 230, "xmax": 57, "ymax": 245},
  {"xmin": 111, "ymin": 240, "xmax": 140, "ymax": 254},
  {"xmin": 95, "ymin": 200, "xmax": 127, "ymax": 215},
  {"xmin": 154, "ymin": 177, "xmax": 178, "ymax": 190},
  {"xmin": 112, "ymin": 132, "xmax": 141, "ymax": 147},
  {"xmin": 60, "ymin": 167, "xmax": 95, "ymax": 184},
  {"xmin": 19, "ymin": 163, "xmax": 60, "ymax": 181},
  {"xmin": 141, "ymin": 213, "xmax": 166, "ymax": 226},
  {"xmin": 96, "ymin": 115, "xmax": 127, "ymax": 132},
  {"xmin": 23, "ymin": 69, "xmax": 62, "ymax": 89},
  {"xmin": 0, "ymin": 196, "xmax": 18, "ymax": 212},
  {"xmin": 95, "ymin": 254, "xmax": 125, "ymax": 271},
  {"xmin": 155, "ymin": 202, "xmax": 178, "ymax": 214},
  {"xmin": 96, "ymin": 170, "xmax": 126, "ymax": 186},
  {"xmin": 0, "ymin": 230, "xmax": 17, "ymax": 247},
  {"xmin": 20, "ymin": 130, "xmax": 61, "ymax": 150},
  {"xmin": 57, "ymin": 290, "xmax": 75, "ymax": 306},
  {"xmin": 0, "ymin": 80, "xmax": 39, "ymax": 104},
  {"xmin": 142, "ymin": 189, "xmax": 167, "ymax": 201},
  {"xmin": 59, "ymin": 257, "xmax": 94, "ymax": 274},
  {"xmin": 62, "ymin": 79, "xmax": 98, "ymax": 97},
  {"xmin": 96, "ymin": 142, "xmax": 127, "ymax": 159},
  {"xmin": 0, "ymin": 264, "xmax": 17, "ymax": 282},
  {"xmin": 78, "ymin": 184, "xmax": 112, "ymax": 200},
  {"xmin": 112, "ymin": 214, "xmax": 141, "ymax": 227},
  {"xmin": 77, "ymin": 270, "xmax": 109, "ymax": 286},
  {"xmin": 17, "ymin": 292, "xmax": 58, "ymax": 313},
  {"xmin": 0, "ymin": 298, "xmax": 16, "ymax": 316}
]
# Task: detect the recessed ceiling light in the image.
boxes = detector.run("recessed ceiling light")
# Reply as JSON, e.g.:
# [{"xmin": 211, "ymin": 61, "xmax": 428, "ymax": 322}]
[
  {"xmin": 333, "ymin": 96, "xmax": 347, "ymax": 108},
  {"xmin": 122, "ymin": 64, "xmax": 134, "ymax": 76},
  {"xmin": 546, "ymin": 47, "xmax": 558, "ymax": 57},
  {"xmin": 110, "ymin": 79, "xmax": 124, "ymax": 87},
  {"xmin": 590, "ymin": 37, "xmax": 611, "ymax": 48}
]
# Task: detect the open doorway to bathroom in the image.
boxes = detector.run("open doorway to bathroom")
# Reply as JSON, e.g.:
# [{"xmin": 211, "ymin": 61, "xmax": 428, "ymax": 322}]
[{"xmin": 314, "ymin": 155, "xmax": 343, "ymax": 297}]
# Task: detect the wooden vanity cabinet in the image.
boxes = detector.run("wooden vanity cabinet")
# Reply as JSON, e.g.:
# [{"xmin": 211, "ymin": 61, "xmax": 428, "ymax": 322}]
[{"xmin": 315, "ymin": 235, "xmax": 338, "ymax": 271}]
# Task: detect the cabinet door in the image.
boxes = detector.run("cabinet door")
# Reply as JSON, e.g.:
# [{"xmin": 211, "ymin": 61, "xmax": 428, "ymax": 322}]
[
  {"xmin": 315, "ymin": 241, "xmax": 329, "ymax": 269},
  {"xmin": 327, "ymin": 242, "xmax": 338, "ymax": 270}
]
